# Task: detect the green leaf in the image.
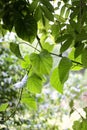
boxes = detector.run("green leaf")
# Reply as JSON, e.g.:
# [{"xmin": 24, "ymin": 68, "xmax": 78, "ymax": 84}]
[
  {"xmin": 83, "ymin": 107, "xmax": 87, "ymax": 118},
  {"xmin": 72, "ymin": 121, "xmax": 81, "ymax": 130},
  {"xmin": 30, "ymin": 50, "xmax": 53, "ymax": 75},
  {"xmin": 65, "ymin": 8, "xmax": 70, "ymax": 18},
  {"xmin": 41, "ymin": 6, "xmax": 54, "ymax": 21},
  {"xmin": 69, "ymin": 100, "xmax": 74, "ymax": 108},
  {"xmin": 74, "ymin": 43, "xmax": 84, "ymax": 58},
  {"xmin": 60, "ymin": 5, "xmax": 66, "ymax": 17},
  {"xmin": 56, "ymin": 34, "xmax": 70, "ymax": 43},
  {"xmin": 40, "ymin": 0, "xmax": 54, "ymax": 12},
  {"xmin": 10, "ymin": 42, "xmax": 23, "ymax": 59},
  {"xmin": 0, "ymin": 103, "xmax": 8, "ymax": 112},
  {"xmin": 68, "ymin": 48, "xmax": 82, "ymax": 70},
  {"xmin": 60, "ymin": 38, "xmax": 73, "ymax": 53},
  {"xmin": 30, "ymin": 0, "xmax": 38, "ymax": 12},
  {"xmin": 51, "ymin": 23, "xmax": 60, "ymax": 41},
  {"xmin": 27, "ymin": 74, "xmax": 43, "ymax": 94},
  {"xmin": 21, "ymin": 55, "xmax": 30, "ymax": 69},
  {"xmin": 76, "ymin": 33, "xmax": 87, "ymax": 42},
  {"xmin": 55, "ymin": 14, "xmax": 66, "ymax": 23},
  {"xmin": 15, "ymin": 14, "xmax": 37, "ymax": 43},
  {"xmin": 73, "ymin": 119, "xmax": 87, "ymax": 130},
  {"xmin": 22, "ymin": 96, "xmax": 37, "ymax": 110},
  {"xmin": 58, "ymin": 57, "xmax": 72, "ymax": 83},
  {"xmin": 34, "ymin": 6, "xmax": 42, "ymax": 22},
  {"xmin": 81, "ymin": 47, "xmax": 87, "ymax": 68},
  {"xmin": 50, "ymin": 67, "xmax": 63, "ymax": 93},
  {"xmin": 42, "ymin": 42, "xmax": 54, "ymax": 52}
]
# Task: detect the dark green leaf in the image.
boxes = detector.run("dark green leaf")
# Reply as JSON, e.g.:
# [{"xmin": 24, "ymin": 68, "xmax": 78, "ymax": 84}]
[
  {"xmin": 76, "ymin": 33, "xmax": 87, "ymax": 42},
  {"xmin": 81, "ymin": 47, "xmax": 87, "ymax": 68},
  {"xmin": 58, "ymin": 57, "xmax": 72, "ymax": 83},
  {"xmin": 30, "ymin": 0, "xmax": 38, "ymax": 12},
  {"xmin": 41, "ymin": 5, "xmax": 54, "ymax": 21},
  {"xmin": 27, "ymin": 74, "xmax": 43, "ymax": 94},
  {"xmin": 15, "ymin": 14, "xmax": 37, "ymax": 43},
  {"xmin": 34, "ymin": 6, "xmax": 42, "ymax": 21},
  {"xmin": 74, "ymin": 43, "xmax": 84, "ymax": 58},
  {"xmin": 69, "ymin": 100, "xmax": 74, "ymax": 108},
  {"xmin": 10, "ymin": 42, "xmax": 23, "ymax": 59},
  {"xmin": 40, "ymin": 0, "xmax": 54, "ymax": 12},
  {"xmin": 56, "ymin": 34, "xmax": 70, "ymax": 43},
  {"xmin": 50, "ymin": 67, "xmax": 63, "ymax": 93},
  {"xmin": 60, "ymin": 38, "xmax": 73, "ymax": 53}
]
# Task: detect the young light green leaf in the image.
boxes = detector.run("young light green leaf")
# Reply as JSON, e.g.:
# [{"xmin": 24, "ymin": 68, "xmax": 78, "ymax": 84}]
[
  {"xmin": 81, "ymin": 47, "xmax": 87, "ymax": 68},
  {"xmin": 50, "ymin": 67, "xmax": 63, "ymax": 93},
  {"xmin": 42, "ymin": 42, "xmax": 54, "ymax": 52},
  {"xmin": 15, "ymin": 14, "xmax": 37, "ymax": 43},
  {"xmin": 10, "ymin": 42, "xmax": 23, "ymax": 59},
  {"xmin": 30, "ymin": 50, "xmax": 53, "ymax": 75},
  {"xmin": 21, "ymin": 55, "xmax": 30, "ymax": 69},
  {"xmin": 27, "ymin": 74, "xmax": 42, "ymax": 94},
  {"xmin": 58, "ymin": 57, "xmax": 72, "ymax": 83},
  {"xmin": 0, "ymin": 103, "xmax": 8, "ymax": 112},
  {"xmin": 22, "ymin": 97, "xmax": 37, "ymax": 110}
]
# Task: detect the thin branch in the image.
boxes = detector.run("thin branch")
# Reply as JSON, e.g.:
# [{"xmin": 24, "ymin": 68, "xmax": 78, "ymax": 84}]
[
  {"xmin": 19, "ymin": 42, "xmax": 40, "ymax": 52},
  {"xmin": 50, "ymin": 52, "xmax": 83, "ymax": 66},
  {"xmin": 4, "ymin": 88, "xmax": 23, "ymax": 122},
  {"xmin": 19, "ymin": 41, "xmax": 83, "ymax": 66},
  {"xmin": 36, "ymin": 35, "xmax": 43, "ymax": 49},
  {"xmin": 73, "ymin": 107, "xmax": 84, "ymax": 120}
]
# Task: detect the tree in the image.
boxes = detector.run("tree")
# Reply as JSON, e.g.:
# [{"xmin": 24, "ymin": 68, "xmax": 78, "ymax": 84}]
[{"xmin": 0, "ymin": 0, "xmax": 87, "ymax": 129}]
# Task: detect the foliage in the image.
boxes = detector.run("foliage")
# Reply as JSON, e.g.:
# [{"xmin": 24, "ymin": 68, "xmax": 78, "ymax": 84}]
[{"xmin": 0, "ymin": 0, "xmax": 87, "ymax": 129}]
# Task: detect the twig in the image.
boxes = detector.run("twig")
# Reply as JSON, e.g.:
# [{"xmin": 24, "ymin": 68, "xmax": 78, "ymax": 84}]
[
  {"xmin": 19, "ymin": 41, "xmax": 83, "ymax": 66},
  {"xmin": 4, "ymin": 88, "xmax": 23, "ymax": 122},
  {"xmin": 19, "ymin": 42, "xmax": 40, "ymax": 52},
  {"xmin": 36, "ymin": 35, "xmax": 43, "ymax": 49}
]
